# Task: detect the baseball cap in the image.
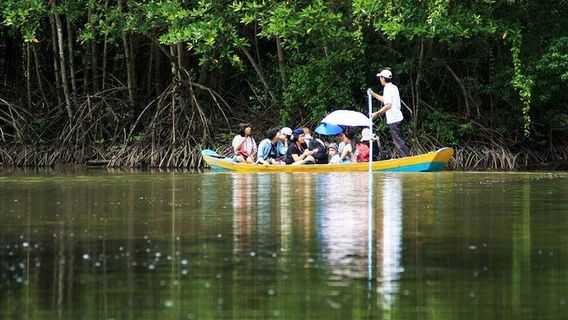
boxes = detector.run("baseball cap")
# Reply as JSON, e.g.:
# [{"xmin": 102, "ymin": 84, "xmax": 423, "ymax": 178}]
[
  {"xmin": 292, "ymin": 128, "xmax": 304, "ymax": 136},
  {"xmin": 281, "ymin": 127, "xmax": 292, "ymax": 136},
  {"xmin": 376, "ymin": 69, "xmax": 392, "ymax": 79}
]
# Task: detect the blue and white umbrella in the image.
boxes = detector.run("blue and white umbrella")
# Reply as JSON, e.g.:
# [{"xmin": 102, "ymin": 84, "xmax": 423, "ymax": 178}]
[{"xmin": 314, "ymin": 123, "xmax": 343, "ymax": 135}]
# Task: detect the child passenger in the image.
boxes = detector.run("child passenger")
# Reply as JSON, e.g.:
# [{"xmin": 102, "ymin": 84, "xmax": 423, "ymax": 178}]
[
  {"xmin": 328, "ymin": 143, "xmax": 341, "ymax": 164},
  {"xmin": 355, "ymin": 128, "xmax": 374, "ymax": 163}
]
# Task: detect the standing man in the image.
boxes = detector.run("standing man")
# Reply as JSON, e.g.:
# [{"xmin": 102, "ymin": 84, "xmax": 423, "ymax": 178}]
[{"xmin": 369, "ymin": 69, "xmax": 410, "ymax": 158}]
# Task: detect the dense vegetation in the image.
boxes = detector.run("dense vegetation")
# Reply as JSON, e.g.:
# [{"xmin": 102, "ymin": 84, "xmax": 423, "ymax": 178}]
[{"xmin": 0, "ymin": 0, "xmax": 567, "ymax": 169}]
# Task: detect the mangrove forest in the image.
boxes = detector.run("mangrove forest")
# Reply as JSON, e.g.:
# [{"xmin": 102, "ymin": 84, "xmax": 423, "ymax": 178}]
[{"xmin": 0, "ymin": 0, "xmax": 567, "ymax": 169}]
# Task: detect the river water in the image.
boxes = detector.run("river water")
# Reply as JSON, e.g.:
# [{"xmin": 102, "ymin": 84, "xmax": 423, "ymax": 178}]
[{"xmin": 1, "ymin": 170, "xmax": 567, "ymax": 319}]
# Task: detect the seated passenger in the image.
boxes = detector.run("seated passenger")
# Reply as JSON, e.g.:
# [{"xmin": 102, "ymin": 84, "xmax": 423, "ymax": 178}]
[
  {"xmin": 257, "ymin": 126, "xmax": 285, "ymax": 165},
  {"xmin": 285, "ymin": 128, "xmax": 316, "ymax": 165},
  {"xmin": 280, "ymin": 127, "xmax": 293, "ymax": 154},
  {"xmin": 308, "ymin": 132, "xmax": 328, "ymax": 164},
  {"xmin": 302, "ymin": 127, "xmax": 313, "ymax": 146},
  {"xmin": 339, "ymin": 129, "xmax": 356, "ymax": 163},
  {"xmin": 337, "ymin": 132, "xmax": 346, "ymax": 154},
  {"xmin": 232, "ymin": 123, "xmax": 257, "ymax": 163},
  {"xmin": 328, "ymin": 143, "xmax": 341, "ymax": 164},
  {"xmin": 355, "ymin": 128, "xmax": 374, "ymax": 163}
]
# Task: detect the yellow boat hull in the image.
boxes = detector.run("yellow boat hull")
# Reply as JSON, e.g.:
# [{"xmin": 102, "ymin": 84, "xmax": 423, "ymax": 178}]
[{"xmin": 201, "ymin": 148, "xmax": 454, "ymax": 173}]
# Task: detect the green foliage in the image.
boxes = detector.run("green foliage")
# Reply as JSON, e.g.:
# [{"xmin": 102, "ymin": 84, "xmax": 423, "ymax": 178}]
[
  {"xmin": 1, "ymin": 0, "xmax": 46, "ymax": 42},
  {"xmin": 0, "ymin": 0, "xmax": 566, "ymax": 154},
  {"xmin": 256, "ymin": 1, "xmax": 366, "ymax": 124},
  {"xmin": 145, "ymin": 0, "xmax": 247, "ymax": 68},
  {"xmin": 282, "ymin": 56, "xmax": 362, "ymax": 125},
  {"xmin": 507, "ymin": 29, "xmax": 533, "ymax": 136},
  {"xmin": 354, "ymin": 0, "xmax": 500, "ymax": 42},
  {"xmin": 421, "ymin": 111, "xmax": 461, "ymax": 146},
  {"xmin": 129, "ymin": 132, "xmax": 145, "ymax": 143},
  {"xmin": 534, "ymin": 37, "xmax": 568, "ymax": 102}
]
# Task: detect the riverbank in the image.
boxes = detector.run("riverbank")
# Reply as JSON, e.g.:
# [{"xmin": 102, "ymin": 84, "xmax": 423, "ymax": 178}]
[{"xmin": 1, "ymin": 143, "xmax": 566, "ymax": 171}]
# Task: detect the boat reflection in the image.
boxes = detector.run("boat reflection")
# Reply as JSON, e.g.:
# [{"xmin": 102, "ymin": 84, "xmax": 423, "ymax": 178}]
[
  {"xmin": 316, "ymin": 173, "xmax": 371, "ymax": 279},
  {"xmin": 228, "ymin": 172, "xmax": 404, "ymax": 309},
  {"xmin": 315, "ymin": 173, "xmax": 404, "ymax": 308},
  {"xmin": 231, "ymin": 174, "xmax": 255, "ymax": 253}
]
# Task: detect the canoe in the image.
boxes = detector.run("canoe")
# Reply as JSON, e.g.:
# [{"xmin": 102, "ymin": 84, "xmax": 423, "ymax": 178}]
[{"xmin": 201, "ymin": 148, "xmax": 454, "ymax": 173}]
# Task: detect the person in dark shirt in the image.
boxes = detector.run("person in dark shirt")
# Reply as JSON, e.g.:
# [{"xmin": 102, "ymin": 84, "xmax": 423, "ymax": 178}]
[
  {"xmin": 308, "ymin": 132, "xmax": 328, "ymax": 164},
  {"xmin": 285, "ymin": 128, "xmax": 316, "ymax": 165}
]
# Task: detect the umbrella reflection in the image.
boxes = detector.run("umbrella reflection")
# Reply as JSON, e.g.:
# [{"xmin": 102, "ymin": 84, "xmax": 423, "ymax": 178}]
[
  {"xmin": 377, "ymin": 174, "xmax": 403, "ymax": 309},
  {"xmin": 315, "ymin": 173, "xmax": 403, "ymax": 308}
]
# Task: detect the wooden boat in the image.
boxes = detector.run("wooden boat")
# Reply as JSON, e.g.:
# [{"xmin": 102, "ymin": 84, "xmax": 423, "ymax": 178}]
[{"xmin": 201, "ymin": 148, "xmax": 454, "ymax": 173}]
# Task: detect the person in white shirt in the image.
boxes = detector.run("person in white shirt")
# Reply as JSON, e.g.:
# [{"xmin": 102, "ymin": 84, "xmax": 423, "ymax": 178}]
[
  {"xmin": 369, "ymin": 69, "xmax": 410, "ymax": 157},
  {"xmin": 232, "ymin": 123, "xmax": 257, "ymax": 163}
]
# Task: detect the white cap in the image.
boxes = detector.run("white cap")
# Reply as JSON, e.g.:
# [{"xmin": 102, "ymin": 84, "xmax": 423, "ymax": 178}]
[
  {"xmin": 281, "ymin": 127, "xmax": 292, "ymax": 136},
  {"xmin": 376, "ymin": 69, "xmax": 392, "ymax": 79},
  {"xmin": 361, "ymin": 128, "xmax": 377, "ymax": 141}
]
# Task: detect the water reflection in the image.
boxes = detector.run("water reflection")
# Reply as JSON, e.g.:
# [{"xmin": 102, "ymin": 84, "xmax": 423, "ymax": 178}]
[
  {"xmin": 232, "ymin": 174, "xmax": 254, "ymax": 253},
  {"xmin": 2, "ymin": 172, "xmax": 568, "ymax": 319},
  {"xmin": 317, "ymin": 173, "xmax": 371, "ymax": 280},
  {"xmin": 278, "ymin": 174, "xmax": 293, "ymax": 254},
  {"xmin": 377, "ymin": 174, "xmax": 403, "ymax": 309}
]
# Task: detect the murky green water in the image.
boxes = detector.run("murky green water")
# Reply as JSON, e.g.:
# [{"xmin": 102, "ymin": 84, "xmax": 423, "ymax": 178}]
[{"xmin": 1, "ymin": 170, "xmax": 567, "ymax": 319}]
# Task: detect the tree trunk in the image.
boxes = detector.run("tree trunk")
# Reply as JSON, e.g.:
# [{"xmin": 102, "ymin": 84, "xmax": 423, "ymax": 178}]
[
  {"xmin": 101, "ymin": 39, "xmax": 108, "ymax": 90},
  {"xmin": 49, "ymin": 15, "xmax": 63, "ymax": 107},
  {"xmin": 0, "ymin": 29, "xmax": 5, "ymax": 85},
  {"xmin": 146, "ymin": 43, "xmax": 154, "ymax": 96},
  {"xmin": 254, "ymin": 23, "xmax": 262, "ymax": 69},
  {"xmin": 154, "ymin": 44, "xmax": 164, "ymax": 94},
  {"xmin": 240, "ymin": 46, "xmax": 276, "ymax": 102},
  {"xmin": 413, "ymin": 37, "xmax": 425, "ymax": 135},
  {"xmin": 89, "ymin": 2, "xmax": 99, "ymax": 92},
  {"xmin": 276, "ymin": 37, "xmax": 286, "ymax": 90},
  {"xmin": 66, "ymin": 17, "xmax": 77, "ymax": 98},
  {"xmin": 26, "ymin": 43, "xmax": 32, "ymax": 109},
  {"xmin": 197, "ymin": 60, "xmax": 210, "ymax": 86},
  {"xmin": 51, "ymin": 0, "xmax": 73, "ymax": 119},
  {"xmin": 83, "ymin": 43, "xmax": 89, "ymax": 95},
  {"xmin": 445, "ymin": 63, "xmax": 471, "ymax": 118},
  {"xmin": 176, "ymin": 43, "xmax": 186, "ymax": 107},
  {"xmin": 32, "ymin": 45, "xmax": 49, "ymax": 107},
  {"xmin": 170, "ymin": 46, "xmax": 179, "ymax": 146},
  {"xmin": 101, "ymin": 0, "xmax": 110, "ymax": 90},
  {"xmin": 122, "ymin": 34, "xmax": 135, "ymax": 107},
  {"xmin": 119, "ymin": 0, "xmax": 135, "ymax": 107}
]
